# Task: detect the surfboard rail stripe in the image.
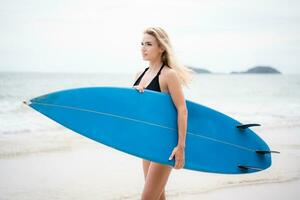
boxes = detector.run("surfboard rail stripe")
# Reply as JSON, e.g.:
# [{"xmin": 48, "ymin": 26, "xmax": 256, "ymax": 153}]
[{"xmin": 31, "ymin": 100, "xmax": 256, "ymax": 153}]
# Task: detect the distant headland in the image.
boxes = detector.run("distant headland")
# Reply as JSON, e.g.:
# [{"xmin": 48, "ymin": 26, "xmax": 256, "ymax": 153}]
[
  {"xmin": 188, "ymin": 66, "xmax": 281, "ymax": 74},
  {"xmin": 187, "ymin": 66, "xmax": 211, "ymax": 74},
  {"xmin": 231, "ymin": 66, "xmax": 281, "ymax": 74}
]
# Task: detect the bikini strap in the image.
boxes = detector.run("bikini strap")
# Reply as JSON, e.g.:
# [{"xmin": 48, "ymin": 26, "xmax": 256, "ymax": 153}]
[
  {"xmin": 157, "ymin": 64, "xmax": 165, "ymax": 76},
  {"xmin": 133, "ymin": 67, "xmax": 149, "ymax": 86}
]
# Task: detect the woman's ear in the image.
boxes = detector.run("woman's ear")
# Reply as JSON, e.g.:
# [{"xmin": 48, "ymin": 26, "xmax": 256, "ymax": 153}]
[{"xmin": 159, "ymin": 47, "xmax": 165, "ymax": 53}]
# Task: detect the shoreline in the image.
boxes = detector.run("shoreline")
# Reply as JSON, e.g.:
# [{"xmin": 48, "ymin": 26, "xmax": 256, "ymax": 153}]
[{"xmin": 176, "ymin": 178, "xmax": 300, "ymax": 200}]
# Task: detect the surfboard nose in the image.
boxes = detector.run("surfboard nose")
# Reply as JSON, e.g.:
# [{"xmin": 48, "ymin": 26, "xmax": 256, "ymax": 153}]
[{"xmin": 23, "ymin": 100, "xmax": 31, "ymax": 105}]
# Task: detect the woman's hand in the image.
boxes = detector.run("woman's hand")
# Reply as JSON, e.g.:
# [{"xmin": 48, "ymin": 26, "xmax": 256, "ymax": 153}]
[
  {"xmin": 133, "ymin": 85, "xmax": 145, "ymax": 93},
  {"xmin": 169, "ymin": 146, "xmax": 185, "ymax": 169}
]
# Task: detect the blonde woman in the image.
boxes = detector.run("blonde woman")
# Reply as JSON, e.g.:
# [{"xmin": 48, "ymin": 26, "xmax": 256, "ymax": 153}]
[{"xmin": 133, "ymin": 27, "xmax": 190, "ymax": 200}]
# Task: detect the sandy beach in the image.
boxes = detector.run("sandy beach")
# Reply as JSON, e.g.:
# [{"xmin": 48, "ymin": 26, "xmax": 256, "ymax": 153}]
[
  {"xmin": 179, "ymin": 179, "xmax": 300, "ymax": 200},
  {"xmin": 0, "ymin": 130, "xmax": 299, "ymax": 200}
]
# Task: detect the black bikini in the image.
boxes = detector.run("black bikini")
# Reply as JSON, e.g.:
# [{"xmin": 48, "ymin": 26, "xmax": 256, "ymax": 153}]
[{"xmin": 133, "ymin": 64, "xmax": 165, "ymax": 92}]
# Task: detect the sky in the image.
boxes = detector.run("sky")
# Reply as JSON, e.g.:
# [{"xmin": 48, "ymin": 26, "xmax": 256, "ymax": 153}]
[{"xmin": 0, "ymin": 0, "xmax": 299, "ymax": 74}]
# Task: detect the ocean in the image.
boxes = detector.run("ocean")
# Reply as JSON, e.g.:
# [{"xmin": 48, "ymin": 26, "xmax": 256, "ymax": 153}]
[{"xmin": 0, "ymin": 72, "xmax": 299, "ymax": 199}]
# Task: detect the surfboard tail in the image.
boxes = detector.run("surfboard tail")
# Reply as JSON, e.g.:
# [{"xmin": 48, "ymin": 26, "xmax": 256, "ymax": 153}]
[
  {"xmin": 236, "ymin": 124, "xmax": 261, "ymax": 130},
  {"xmin": 238, "ymin": 165, "xmax": 264, "ymax": 172},
  {"xmin": 255, "ymin": 150, "xmax": 280, "ymax": 154}
]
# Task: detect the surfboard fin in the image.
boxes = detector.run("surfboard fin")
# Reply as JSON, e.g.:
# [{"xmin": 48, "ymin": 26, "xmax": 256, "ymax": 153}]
[
  {"xmin": 255, "ymin": 150, "xmax": 280, "ymax": 154},
  {"xmin": 236, "ymin": 123, "xmax": 261, "ymax": 130},
  {"xmin": 238, "ymin": 165, "xmax": 263, "ymax": 171}
]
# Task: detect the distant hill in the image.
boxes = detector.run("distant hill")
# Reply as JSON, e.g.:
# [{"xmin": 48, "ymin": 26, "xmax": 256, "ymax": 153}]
[
  {"xmin": 231, "ymin": 66, "xmax": 281, "ymax": 74},
  {"xmin": 187, "ymin": 66, "xmax": 211, "ymax": 74}
]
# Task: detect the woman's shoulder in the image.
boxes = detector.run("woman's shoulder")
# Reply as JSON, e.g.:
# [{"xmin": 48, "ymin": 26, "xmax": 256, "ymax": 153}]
[{"xmin": 162, "ymin": 66, "xmax": 179, "ymax": 79}]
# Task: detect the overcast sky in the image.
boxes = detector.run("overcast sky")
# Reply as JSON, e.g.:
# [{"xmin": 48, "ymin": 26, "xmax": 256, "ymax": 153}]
[{"xmin": 0, "ymin": 0, "xmax": 299, "ymax": 74}]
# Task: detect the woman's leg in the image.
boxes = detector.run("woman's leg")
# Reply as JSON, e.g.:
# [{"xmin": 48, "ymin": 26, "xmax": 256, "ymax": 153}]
[
  {"xmin": 142, "ymin": 159, "xmax": 151, "ymax": 180},
  {"xmin": 141, "ymin": 160, "xmax": 172, "ymax": 200},
  {"xmin": 143, "ymin": 160, "xmax": 166, "ymax": 200},
  {"xmin": 143, "ymin": 160, "xmax": 167, "ymax": 200}
]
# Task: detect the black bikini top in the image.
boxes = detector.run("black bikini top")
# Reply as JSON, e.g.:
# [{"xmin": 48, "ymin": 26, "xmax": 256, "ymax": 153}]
[{"xmin": 133, "ymin": 64, "xmax": 164, "ymax": 92}]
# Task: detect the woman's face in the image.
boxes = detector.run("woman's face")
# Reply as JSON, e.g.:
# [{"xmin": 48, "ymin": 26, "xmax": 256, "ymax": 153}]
[{"xmin": 141, "ymin": 33, "xmax": 164, "ymax": 61}]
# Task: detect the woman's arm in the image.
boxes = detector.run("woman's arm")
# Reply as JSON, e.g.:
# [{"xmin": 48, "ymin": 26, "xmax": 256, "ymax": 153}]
[{"xmin": 166, "ymin": 70, "xmax": 188, "ymax": 169}]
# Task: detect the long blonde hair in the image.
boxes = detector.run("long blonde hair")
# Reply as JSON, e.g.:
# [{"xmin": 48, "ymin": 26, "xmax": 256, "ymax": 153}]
[{"xmin": 144, "ymin": 27, "xmax": 192, "ymax": 86}]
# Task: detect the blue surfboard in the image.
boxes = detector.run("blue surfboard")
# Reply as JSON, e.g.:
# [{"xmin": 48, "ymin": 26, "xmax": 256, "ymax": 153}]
[{"xmin": 26, "ymin": 87, "xmax": 277, "ymax": 174}]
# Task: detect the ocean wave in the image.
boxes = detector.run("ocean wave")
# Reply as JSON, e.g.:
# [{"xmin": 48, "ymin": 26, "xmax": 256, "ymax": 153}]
[
  {"xmin": 0, "ymin": 99, "xmax": 33, "ymax": 114},
  {"xmin": 0, "ymin": 145, "xmax": 72, "ymax": 159},
  {"xmin": 0, "ymin": 94, "xmax": 17, "ymax": 100},
  {"xmin": 0, "ymin": 124, "xmax": 64, "ymax": 136},
  {"xmin": 0, "ymin": 132, "xmax": 82, "ymax": 158}
]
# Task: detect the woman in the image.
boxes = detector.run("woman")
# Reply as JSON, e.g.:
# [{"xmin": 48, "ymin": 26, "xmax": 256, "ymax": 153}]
[{"xmin": 133, "ymin": 27, "xmax": 191, "ymax": 200}]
